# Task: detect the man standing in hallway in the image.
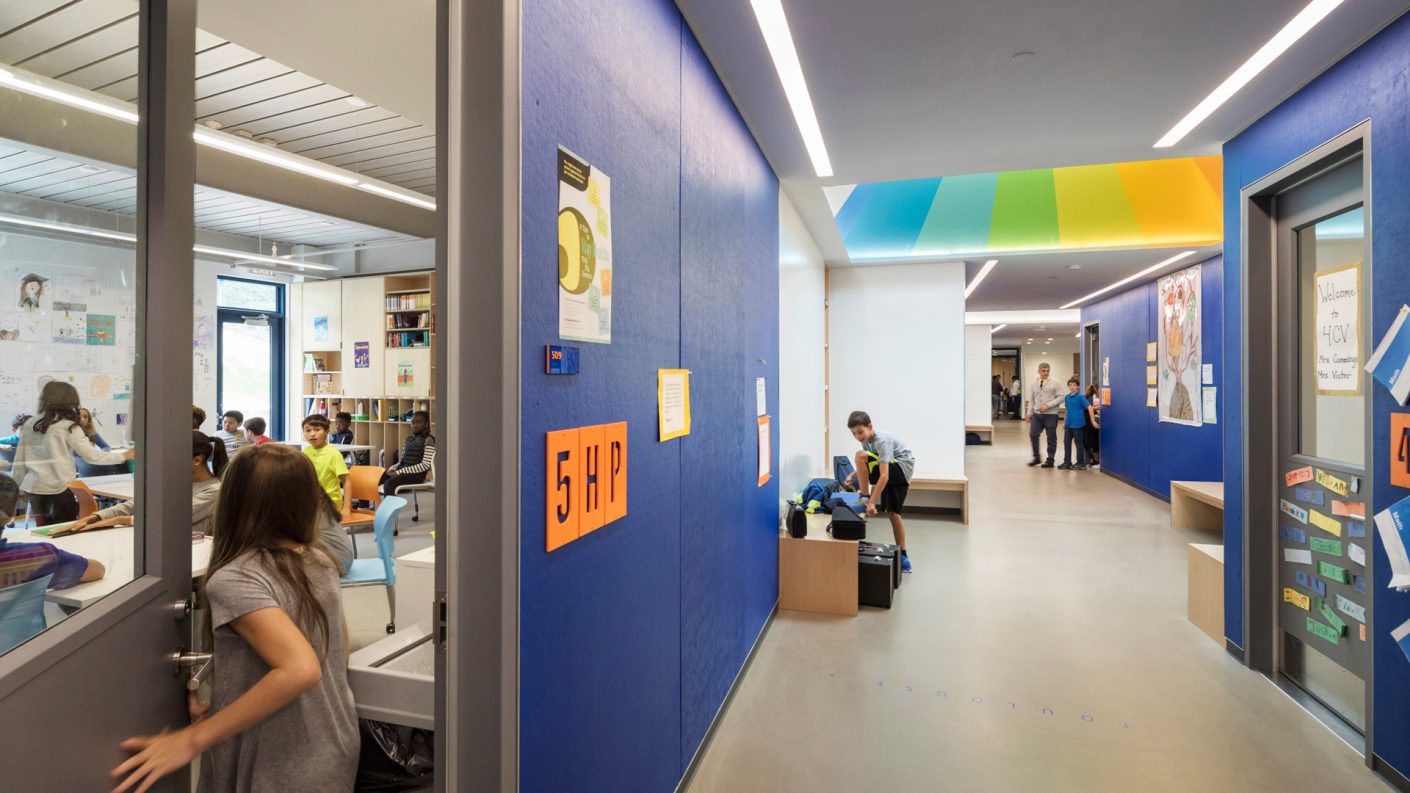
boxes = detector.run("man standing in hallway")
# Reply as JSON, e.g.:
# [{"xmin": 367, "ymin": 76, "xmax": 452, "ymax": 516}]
[{"xmin": 1025, "ymin": 362, "xmax": 1063, "ymax": 468}]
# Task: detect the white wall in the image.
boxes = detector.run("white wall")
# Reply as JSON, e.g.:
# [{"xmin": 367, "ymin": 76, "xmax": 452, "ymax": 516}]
[
  {"xmin": 964, "ymin": 325, "xmax": 992, "ymax": 427},
  {"xmin": 778, "ymin": 192, "xmax": 827, "ymax": 497},
  {"xmin": 828, "ymin": 261, "xmax": 966, "ymax": 477},
  {"xmin": 192, "ymin": 258, "xmax": 219, "ymax": 433}
]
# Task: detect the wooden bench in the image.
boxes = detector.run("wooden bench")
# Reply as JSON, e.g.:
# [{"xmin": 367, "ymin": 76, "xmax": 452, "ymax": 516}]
[
  {"xmin": 1187, "ymin": 543, "xmax": 1224, "ymax": 646},
  {"xmin": 909, "ymin": 476, "xmax": 969, "ymax": 524},
  {"xmin": 965, "ymin": 424, "xmax": 993, "ymax": 444},
  {"xmin": 1170, "ymin": 481, "xmax": 1224, "ymax": 533}
]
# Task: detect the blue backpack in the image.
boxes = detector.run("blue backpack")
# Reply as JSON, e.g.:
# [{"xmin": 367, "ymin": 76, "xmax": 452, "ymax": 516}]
[{"xmin": 798, "ymin": 478, "xmax": 841, "ymax": 513}]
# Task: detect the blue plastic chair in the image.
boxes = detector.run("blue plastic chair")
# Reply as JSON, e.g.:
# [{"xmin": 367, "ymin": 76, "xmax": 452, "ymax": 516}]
[
  {"xmin": 340, "ymin": 495, "xmax": 405, "ymax": 634},
  {"xmin": 0, "ymin": 573, "xmax": 53, "ymax": 654}
]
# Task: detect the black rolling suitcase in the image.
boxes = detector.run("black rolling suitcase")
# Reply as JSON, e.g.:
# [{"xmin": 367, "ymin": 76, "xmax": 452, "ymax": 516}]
[
  {"xmin": 858, "ymin": 553, "xmax": 894, "ymax": 608},
  {"xmin": 827, "ymin": 506, "xmax": 866, "ymax": 540}
]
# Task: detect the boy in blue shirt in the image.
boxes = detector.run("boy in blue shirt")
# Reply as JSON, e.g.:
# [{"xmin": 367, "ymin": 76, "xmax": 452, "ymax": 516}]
[{"xmin": 1059, "ymin": 376, "xmax": 1095, "ymax": 470}]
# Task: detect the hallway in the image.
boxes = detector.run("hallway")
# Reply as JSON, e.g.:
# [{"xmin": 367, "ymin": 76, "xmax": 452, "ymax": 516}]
[{"xmin": 684, "ymin": 422, "xmax": 1387, "ymax": 792}]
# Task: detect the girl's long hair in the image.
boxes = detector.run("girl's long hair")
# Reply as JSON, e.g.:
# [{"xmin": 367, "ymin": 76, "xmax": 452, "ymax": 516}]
[
  {"xmin": 193, "ymin": 430, "xmax": 229, "ymax": 478},
  {"xmin": 201, "ymin": 444, "xmax": 335, "ymax": 652},
  {"xmin": 33, "ymin": 381, "xmax": 81, "ymax": 435},
  {"xmin": 77, "ymin": 408, "xmax": 99, "ymax": 440}
]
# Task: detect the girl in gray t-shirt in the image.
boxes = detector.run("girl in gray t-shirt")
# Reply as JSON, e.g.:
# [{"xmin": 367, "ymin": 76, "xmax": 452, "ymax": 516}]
[{"xmin": 111, "ymin": 444, "xmax": 358, "ymax": 793}]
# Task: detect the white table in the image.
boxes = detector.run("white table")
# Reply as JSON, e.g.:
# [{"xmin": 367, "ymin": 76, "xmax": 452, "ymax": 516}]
[
  {"xmin": 13, "ymin": 524, "xmax": 211, "ymax": 609},
  {"xmin": 282, "ymin": 442, "xmax": 375, "ymax": 453},
  {"xmin": 78, "ymin": 473, "xmax": 134, "ymax": 500},
  {"xmin": 396, "ymin": 545, "xmax": 436, "ymax": 630}
]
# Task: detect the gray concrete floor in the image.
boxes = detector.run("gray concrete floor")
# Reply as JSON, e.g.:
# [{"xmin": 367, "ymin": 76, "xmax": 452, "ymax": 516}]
[{"xmin": 683, "ymin": 421, "xmax": 1390, "ymax": 793}]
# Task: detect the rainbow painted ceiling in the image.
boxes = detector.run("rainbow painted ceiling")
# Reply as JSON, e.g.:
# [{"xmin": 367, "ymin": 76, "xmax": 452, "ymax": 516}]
[{"xmin": 828, "ymin": 156, "xmax": 1222, "ymax": 261}]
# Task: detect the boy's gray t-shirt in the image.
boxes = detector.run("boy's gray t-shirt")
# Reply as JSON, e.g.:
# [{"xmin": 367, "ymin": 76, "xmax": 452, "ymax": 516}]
[
  {"xmin": 863, "ymin": 431, "xmax": 916, "ymax": 480},
  {"xmin": 199, "ymin": 549, "xmax": 358, "ymax": 793}
]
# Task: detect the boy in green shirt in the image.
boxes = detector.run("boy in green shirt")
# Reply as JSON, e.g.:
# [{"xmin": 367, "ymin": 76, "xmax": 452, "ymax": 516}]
[{"xmin": 301, "ymin": 414, "xmax": 349, "ymax": 514}]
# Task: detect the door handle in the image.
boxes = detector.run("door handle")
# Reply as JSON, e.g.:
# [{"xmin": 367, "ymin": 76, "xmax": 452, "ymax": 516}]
[{"xmin": 172, "ymin": 651, "xmax": 213, "ymax": 690}]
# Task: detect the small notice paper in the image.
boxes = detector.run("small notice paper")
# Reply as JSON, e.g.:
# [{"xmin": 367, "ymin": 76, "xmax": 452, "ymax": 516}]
[
  {"xmin": 1284, "ymin": 548, "xmax": 1313, "ymax": 565},
  {"xmin": 1348, "ymin": 543, "xmax": 1366, "ymax": 567},
  {"xmin": 1308, "ymin": 509, "xmax": 1340, "ymax": 536},
  {"xmin": 756, "ymin": 378, "xmax": 767, "ymax": 417},
  {"xmin": 1285, "ymin": 466, "xmax": 1314, "ymax": 486},
  {"xmin": 1202, "ymin": 363, "xmax": 1213, "ymax": 384},
  {"xmin": 1283, "ymin": 587, "xmax": 1310, "ymax": 610},
  {"xmin": 1146, "ymin": 341, "xmax": 1157, "ymax": 362},
  {"xmin": 1315, "ymin": 468, "xmax": 1349, "ymax": 497},
  {"xmin": 1202, "ymin": 387, "xmax": 1217, "ymax": 425},
  {"xmin": 1372, "ymin": 495, "xmax": 1410, "ymax": 591},
  {"xmin": 1146, "ymin": 365, "xmax": 1157, "ymax": 385},
  {"xmin": 1281, "ymin": 499, "xmax": 1309, "ymax": 524},
  {"xmin": 757, "ymin": 416, "xmax": 771, "ymax": 486},
  {"xmin": 1146, "ymin": 388, "xmax": 1157, "ymax": 408},
  {"xmin": 658, "ymin": 369, "xmax": 691, "ymax": 441}
]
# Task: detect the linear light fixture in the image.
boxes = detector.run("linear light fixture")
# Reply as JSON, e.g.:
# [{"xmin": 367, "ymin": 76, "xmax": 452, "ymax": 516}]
[
  {"xmin": 966, "ymin": 309, "xmax": 1081, "ymax": 325},
  {"xmin": 964, "ymin": 259, "xmax": 999, "ymax": 298},
  {"xmin": 990, "ymin": 324, "xmax": 1008, "ymax": 334},
  {"xmin": 749, "ymin": 0, "xmax": 833, "ymax": 177},
  {"xmin": 0, "ymin": 213, "xmax": 337, "ymax": 271},
  {"xmin": 1059, "ymin": 250, "xmax": 1196, "ymax": 309},
  {"xmin": 0, "ymin": 63, "xmax": 437, "ymax": 210},
  {"xmin": 1154, "ymin": 0, "xmax": 1343, "ymax": 147}
]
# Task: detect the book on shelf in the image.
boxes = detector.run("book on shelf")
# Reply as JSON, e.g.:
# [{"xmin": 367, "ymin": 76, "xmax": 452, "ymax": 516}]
[{"xmin": 314, "ymin": 374, "xmax": 334, "ymax": 394}]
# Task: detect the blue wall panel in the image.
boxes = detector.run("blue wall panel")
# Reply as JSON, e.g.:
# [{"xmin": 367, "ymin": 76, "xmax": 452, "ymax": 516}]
[
  {"xmin": 1081, "ymin": 256, "xmax": 1223, "ymax": 499},
  {"xmin": 521, "ymin": 1, "xmax": 779, "ymax": 790},
  {"xmin": 678, "ymin": 26, "xmax": 781, "ymax": 765},
  {"xmin": 1223, "ymin": 11, "xmax": 1410, "ymax": 777}
]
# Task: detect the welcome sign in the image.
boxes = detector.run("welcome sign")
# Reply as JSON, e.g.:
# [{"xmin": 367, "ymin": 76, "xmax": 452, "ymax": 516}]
[{"xmin": 1315, "ymin": 262, "xmax": 1361, "ymax": 395}]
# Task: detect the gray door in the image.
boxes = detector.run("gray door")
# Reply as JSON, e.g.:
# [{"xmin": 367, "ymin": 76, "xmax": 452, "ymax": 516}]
[
  {"xmin": 0, "ymin": 2, "xmax": 198, "ymax": 789},
  {"xmin": 1273, "ymin": 156, "xmax": 1371, "ymax": 732}
]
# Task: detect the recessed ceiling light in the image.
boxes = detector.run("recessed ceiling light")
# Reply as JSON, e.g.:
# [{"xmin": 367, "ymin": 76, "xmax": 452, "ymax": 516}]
[
  {"xmin": 346, "ymin": 96, "xmax": 369, "ymax": 108},
  {"xmin": 749, "ymin": 0, "xmax": 833, "ymax": 177},
  {"xmin": 1154, "ymin": 0, "xmax": 1344, "ymax": 147},
  {"xmin": 1047, "ymin": 338, "xmax": 1053, "ymax": 341},
  {"xmin": 201, "ymin": 119, "xmax": 224, "ymax": 130},
  {"xmin": 1067, "ymin": 264, "xmax": 1081, "ymax": 270},
  {"xmin": 1060, "ymin": 250, "xmax": 1197, "ymax": 309},
  {"xmin": 964, "ymin": 259, "xmax": 999, "ymax": 299}
]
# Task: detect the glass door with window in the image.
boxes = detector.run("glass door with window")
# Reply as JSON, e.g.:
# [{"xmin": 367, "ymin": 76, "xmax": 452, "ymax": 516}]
[
  {"xmin": 1274, "ymin": 157, "xmax": 1371, "ymax": 733},
  {"xmin": 216, "ymin": 277, "xmax": 283, "ymax": 436}
]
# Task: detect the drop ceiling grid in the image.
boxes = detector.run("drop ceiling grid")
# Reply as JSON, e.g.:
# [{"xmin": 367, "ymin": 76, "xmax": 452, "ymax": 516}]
[{"xmin": 1, "ymin": 0, "xmax": 436, "ymax": 197}]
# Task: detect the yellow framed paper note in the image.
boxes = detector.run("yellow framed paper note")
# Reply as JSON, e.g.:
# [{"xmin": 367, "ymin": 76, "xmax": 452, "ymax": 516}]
[{"xmin": 658, "ymin": 368, "xmax": 691, "ymax": 441}]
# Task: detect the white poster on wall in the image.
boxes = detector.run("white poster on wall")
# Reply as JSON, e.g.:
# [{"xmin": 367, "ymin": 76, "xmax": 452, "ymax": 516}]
[
  {"xmin": 1157, "ymin": 263, "xmax": 1202, "ymax": 426},
  {"xmin": 557, "ymin": 147, "xmax": 612, "ymax": 344},
  {"xmin": 1315, "ymin": 262, "xmax": 1361, "ymax": 395}
]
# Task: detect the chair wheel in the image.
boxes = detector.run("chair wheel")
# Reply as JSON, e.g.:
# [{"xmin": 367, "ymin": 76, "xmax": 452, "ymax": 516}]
[
  {"xmin": 393, "ymin": 529, "xmax": 399, "ymax": 536},
  {"xmin": 386, "ymin": 623, "xmax": 396, "ymax": 634},
  {"xmin": 411, "ymin": 516, "xmax": 419, "ymax": 522}
]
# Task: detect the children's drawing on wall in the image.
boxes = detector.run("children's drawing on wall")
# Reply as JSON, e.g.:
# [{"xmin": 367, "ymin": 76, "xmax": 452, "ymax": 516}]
[
  {"xmin": 313, "ymin": 315, "xmax": 330, "ymax": 343},
  {"xmin": 86, "ymin": 314, "xmax": 117, "ymax": 346},
  {"xmin": 17, "ymin": 273, "xmax": 48, "ymax": 311},
  {"xmin": 194, "ymin": 314, "xmax": 213, "ymax": 352},
  {"xmin": 89, "ymin": 375, "xmax": 113, "ymax": 401},
  {"xmin": 1157, "ymin": 263, "xmax": 1202, "ymax": 426},
  {"xmin": 52, "ymin": 309, "xmax": 87, "ymax": 345},
  {"xmin": 0, "ymin": 312, "xmax": 20, "ymax": 341}
]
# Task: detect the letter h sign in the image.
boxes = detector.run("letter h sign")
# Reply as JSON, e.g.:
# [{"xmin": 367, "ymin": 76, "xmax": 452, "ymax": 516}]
[{"xmin": 546, "ymin": 422, "xmax": 628, "ymax": 551}]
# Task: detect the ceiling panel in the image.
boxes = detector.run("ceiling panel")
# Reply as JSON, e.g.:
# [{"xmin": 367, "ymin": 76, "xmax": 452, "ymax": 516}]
[{"xmin": 1, "ymin": 0, "xmax": 436, "ymax": 197}]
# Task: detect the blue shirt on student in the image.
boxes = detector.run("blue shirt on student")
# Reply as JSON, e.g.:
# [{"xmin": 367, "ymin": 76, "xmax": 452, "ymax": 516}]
[{"xmin": 1064, "ymin": 393, "xmax": 1090, "ymax": 428}]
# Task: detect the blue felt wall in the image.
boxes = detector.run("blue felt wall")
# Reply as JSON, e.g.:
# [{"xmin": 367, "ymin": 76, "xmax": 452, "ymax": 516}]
[
  {"xmin": 1222, "ymin": 11, "xmax": 1410, "ymax": 778},
  {"xmin": 1080, "ymin": 256, "xmax": 1224, "ymax": 499},
  {"xmin": 520, "ymin": 2, "xmax": 780, "ymax": 791}
]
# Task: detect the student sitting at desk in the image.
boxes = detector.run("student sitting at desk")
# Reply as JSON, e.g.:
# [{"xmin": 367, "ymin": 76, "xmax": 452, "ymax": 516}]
[
  {"xmin": 0, "ymin": 473, "xmax": 105, "ymax": 589},
  {"xmin": 381, "ymin": 410, "xmax": 434, "ymax": 497},
  {"xmin": 0, "ymin": 413, "xmax": 31, "ymax": 448},
  {"xmin": 111, "ymin": 444, "xmax": 358, "ymax": 793},
  {"xmin": 216, "ymin": 410, "xmax": 252, "ymax": 457},
  {"xmin": 77, "ymin": 408, "xmax": 111, "ymax": 451},
  {"xmin": 330, "ymin": 412, "xmax": 354, "ymax": 446},
  {"xmin": 66, "ymin": 431, "xmax": 227, "ymax": 537},
  {"xmin": 12, "ymin": 382, "xmax": 132, "ymax": 525}
]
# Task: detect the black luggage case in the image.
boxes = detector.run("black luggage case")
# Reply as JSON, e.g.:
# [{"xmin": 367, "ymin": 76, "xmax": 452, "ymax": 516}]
[
  {"xmin": 858, "ymin": 554, "xmax": 894, "ymax": 608},
  {"xmin": 827, "ymin": 507, "xmax": 866, "ymax": 540},
  {"xmin": 858, "ymin": 542, "xmax": 901, "ymax": 589}
]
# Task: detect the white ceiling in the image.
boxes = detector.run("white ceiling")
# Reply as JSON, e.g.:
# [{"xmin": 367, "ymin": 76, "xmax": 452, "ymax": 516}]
[
  {"xmin": 991, "ymin": 323, "xmax": 1082, "ymax": 350},
  {"xmin": 960, "ymin": 246, "xmax": 1221, "ymax": 311},
  {"xmin": 0, "ymin": 0, "xmax": 437, "ymax": 197},
  {"xmin": 677, "ymin": 0, "xmax": 1408, "ymax": 309}
]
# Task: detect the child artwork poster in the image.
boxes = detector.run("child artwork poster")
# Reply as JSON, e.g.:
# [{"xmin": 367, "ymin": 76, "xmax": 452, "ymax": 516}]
[
  {"xmin": 52, "ymin": 310, "xmax": 87, "ymax": 345},
  {"xmin": 17, "ymin": 272, "xmax": 49, "ymax": 312},
  {"xmin": 86, "ymin": 314, "xmax": 117, "ymax": 346},
  {"xmin": 354, "ymin": 341, "xmax": 370, "ymax": 369},
  {"xmin": 313, "ymin": 315, "xmax": 329, "ymax": 342},
  {"xmin": 557, "ymin": 146, "xmax": 613, "ymax": 345},
  {"xmin": 1157, "ymin": 263, "xmax": 1202, "ymax": 426}
]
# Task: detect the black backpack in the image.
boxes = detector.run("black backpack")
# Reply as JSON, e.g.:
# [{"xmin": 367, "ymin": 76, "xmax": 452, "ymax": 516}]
[{"xmin": 784, "ymin": 500, "xmax": 807, "ymax": 538}]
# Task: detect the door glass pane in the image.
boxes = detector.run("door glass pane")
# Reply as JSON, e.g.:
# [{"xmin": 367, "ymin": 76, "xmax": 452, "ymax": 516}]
[
  {"xmin": 220, "ymin": 319, "xmax": 273, "ymax": 424},
  {"xmin": 0, "ymin": 0, "xmax": 140, "ymax": 652},
  {"xmin": 1297, "ymin": 206, "xmax": 1365, "ymax": 465}
]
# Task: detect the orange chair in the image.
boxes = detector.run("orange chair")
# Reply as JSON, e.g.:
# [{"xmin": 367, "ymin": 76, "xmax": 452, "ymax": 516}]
[
  {"xmin": 341, "ymin": 465, "xmax": 384, "ymax": 556},
  {"xmin": 68, "ymin": 481, "xmax": 99, "ymax": 520}
]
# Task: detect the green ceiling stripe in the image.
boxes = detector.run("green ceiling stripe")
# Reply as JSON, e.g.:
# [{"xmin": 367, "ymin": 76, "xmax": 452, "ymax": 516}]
[
  {"xmin": 914, "ymin": 172, "xmax": 998, "ymax": 257},
  {"xmin": 988, "ymin": 169, "xmax": 1059, "ymax": 251}
]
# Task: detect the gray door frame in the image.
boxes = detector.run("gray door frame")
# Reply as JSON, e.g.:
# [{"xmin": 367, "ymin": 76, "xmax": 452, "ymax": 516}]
[
  {"xmin": 1241, "ymin": 120, "xmax": 1374, "ymax": 765},
  {"xmin": 437, "ymin": 0, "xmax": 521, "ymax": 790},
  {"xmin": 0, "ymin": 1, "xmax": 197, "ymax": 789}
]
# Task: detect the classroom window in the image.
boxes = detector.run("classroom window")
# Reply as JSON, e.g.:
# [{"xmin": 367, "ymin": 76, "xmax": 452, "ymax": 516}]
[{"xmin": 216, "ymin": 277, "xmax": 285, "ymax": 438}]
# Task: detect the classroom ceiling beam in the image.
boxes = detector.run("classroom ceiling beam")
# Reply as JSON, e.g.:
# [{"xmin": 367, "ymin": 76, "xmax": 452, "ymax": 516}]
[{"xmin": 0, "ymin": 88, "xmax": 435, "ymax": 240}]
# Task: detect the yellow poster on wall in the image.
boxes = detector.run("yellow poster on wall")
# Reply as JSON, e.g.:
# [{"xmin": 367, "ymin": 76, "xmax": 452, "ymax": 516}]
[
  {"xmin": 558, "ymin": 147, "xmax": 612, "ymax": 344},
  {"xmin": 658, "ymin": 369, "xmax": 691, "ymax": 441}
]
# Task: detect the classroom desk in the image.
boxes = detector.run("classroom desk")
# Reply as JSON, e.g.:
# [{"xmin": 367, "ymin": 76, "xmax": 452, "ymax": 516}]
[
  {"xmin": 78, "ymin": 473, "xmax": 134, "ymax": 500},
  {"xmin": 282, "ymin": 442, "xmax": 376, "ymax": 453},
  {"xmin": 11, "ymin": 524, "xmax": 211, "ymax": 609}
]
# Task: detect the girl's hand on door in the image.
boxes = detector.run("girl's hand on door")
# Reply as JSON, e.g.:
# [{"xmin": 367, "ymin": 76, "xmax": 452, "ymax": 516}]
[{"xmin": 110, "ymin": 727, "xmax": 201, "ymax": 793}]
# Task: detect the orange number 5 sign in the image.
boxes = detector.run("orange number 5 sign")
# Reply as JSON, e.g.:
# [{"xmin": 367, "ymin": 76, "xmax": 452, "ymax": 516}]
[{"xmin": 546, "ymin": 422, "xmax": 628, "ymax": 552}]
